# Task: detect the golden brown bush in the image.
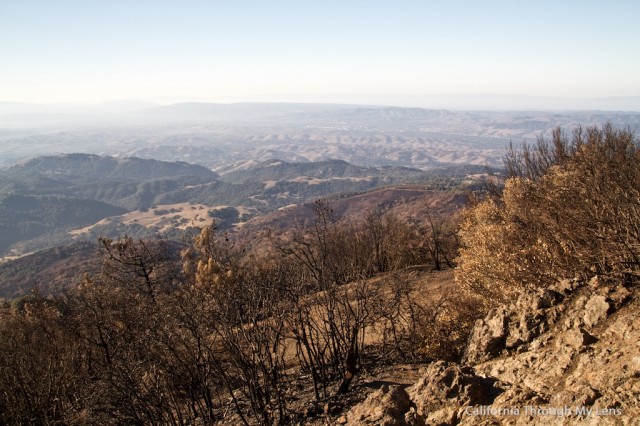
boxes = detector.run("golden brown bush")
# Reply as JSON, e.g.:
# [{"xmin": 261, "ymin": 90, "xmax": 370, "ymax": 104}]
[
  {"xmin": 416, "ymin": 293, "xmax": 483, "ymax": 361},
  {"xmin": 457, "ymin": 124, "xmax": 640, "ymax": 304}
]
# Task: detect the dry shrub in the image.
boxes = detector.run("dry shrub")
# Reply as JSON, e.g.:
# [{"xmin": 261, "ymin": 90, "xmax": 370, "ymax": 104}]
[
  {"xmin": 457, "ymin": 124, "xmax": 640, "ymax": 304},
  {"xmin": 415, "ymin": 292, "xmax": 482, "ymax": 361}
]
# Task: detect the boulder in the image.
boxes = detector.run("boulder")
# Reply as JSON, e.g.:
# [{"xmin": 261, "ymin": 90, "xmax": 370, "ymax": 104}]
[
  {"xmin": 463, "ymin": 307, "xmax": 509, "ymax": 365},
  {"xmin": 346, "ymin": 384, "xmax": 415, "ymax": 426},
  {"xmin": 582, "ymin": 294, "xmax": 611, "ymax": 328},
  {"xmin": 406, "ymin": 361, "xmax": 503, "ymax": 425},
  {"xmin": 464, "ymin": 286, "xmax": 566, "ymax": 365}
]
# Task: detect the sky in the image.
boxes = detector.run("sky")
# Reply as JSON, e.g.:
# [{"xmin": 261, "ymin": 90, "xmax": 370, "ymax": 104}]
[{"xmin": 1, "ymin": 0, "xmax": 639, "ymax": 106}]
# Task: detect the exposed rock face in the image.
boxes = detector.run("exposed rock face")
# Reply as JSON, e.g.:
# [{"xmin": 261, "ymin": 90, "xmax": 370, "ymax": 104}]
[
  {"xmin": 463, "ymin": 283, "xmax": 568, "ymax": 365},
  {"xmin": 346, "ymin": 277, "xmax": 640, "ymax": 425},
  {"xmin": 463, "ymin": 307, "xmax": 509, "ymax": 365}
]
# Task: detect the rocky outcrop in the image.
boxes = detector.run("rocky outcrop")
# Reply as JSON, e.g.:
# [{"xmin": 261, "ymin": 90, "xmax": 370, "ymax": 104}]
[
  {"xmin": 346, "ymin": 277, "xmax": 640, "ymax": 425},
  {"xmin": 345, "ymin": 384, "xmax": 415, "ymax": 425},
  {"xmin": 406, "ymin": 361, "xmax": 504, "ymax": 425},
  {"xmin": 463, "ymin": 282, "xmax": 570, "ymax": 365}
]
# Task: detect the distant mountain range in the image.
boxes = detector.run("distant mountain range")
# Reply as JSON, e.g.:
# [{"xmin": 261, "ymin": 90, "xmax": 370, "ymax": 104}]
[
  {"xmin": 2, "ymin": 95, "xmax": 640, "ymax": 117},
  {"xmin": 0, "ymin": 153, "xmax": 483, "ymax": 261},
  {"xmin": 2, "ymin": 102, "xmax": 639, "ymax": 170},
  {"xmin": 223, "ymin": 94, "xmax": 640, "ymax": 112}
]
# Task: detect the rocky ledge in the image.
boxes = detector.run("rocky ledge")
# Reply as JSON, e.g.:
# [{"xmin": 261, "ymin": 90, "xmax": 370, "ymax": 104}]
[{"xmin": 345, "ymin": 277, "xmax": 640, "ymax": 425}]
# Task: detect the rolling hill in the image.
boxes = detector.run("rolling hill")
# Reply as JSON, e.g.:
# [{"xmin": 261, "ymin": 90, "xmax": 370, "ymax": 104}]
[
  {"xmin": 0, "ymin": 182, "xmax": 470, "ymax": 299},
  {"xmin": 0, "ymin": 154, "xmax": 481, "ymax": 260},
  {"xmin": 5, "ymin": 153, "xmax": 218, "ymax": 183},
  {"xmin": 0, "ymin": 194, "xmax": 127, "ymax": 255}
]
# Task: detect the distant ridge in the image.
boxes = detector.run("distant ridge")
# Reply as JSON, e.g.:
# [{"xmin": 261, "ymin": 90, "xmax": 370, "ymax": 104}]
[
  {"xmin": 219, "ymin": 158, "xmax": 426, "ymax": 184},
  {"xmin": 129, "ymin": 101, "xmax": 359, "ymax": 122},
  {"xmin": 3, "ymin": 95, "xmax": 639, "ymax": 114},
  {"xmin": 8, "ymin": 153, "xmax": 219, "ymax": 182}
]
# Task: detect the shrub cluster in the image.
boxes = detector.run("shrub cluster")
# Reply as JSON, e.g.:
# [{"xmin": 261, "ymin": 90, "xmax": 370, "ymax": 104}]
[{"xmin": 457, "ymin": 124, "xmax": 640, "ymax": 303}]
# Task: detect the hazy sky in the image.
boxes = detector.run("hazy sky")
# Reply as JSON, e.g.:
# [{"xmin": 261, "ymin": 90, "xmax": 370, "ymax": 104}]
[{"xmin": 1, "ymin": 0, "xmax": 639, "ymax": 104}]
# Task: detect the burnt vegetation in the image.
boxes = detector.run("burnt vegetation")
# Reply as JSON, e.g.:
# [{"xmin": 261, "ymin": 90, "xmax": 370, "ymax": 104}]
[
  {"xmin": 1, "ymin": 124, "xmax": 638, "ymax": 424},
  {"xmin": 0, "ymin": 198, "xmax": 462, "ymax": 425}
]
